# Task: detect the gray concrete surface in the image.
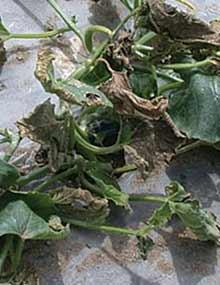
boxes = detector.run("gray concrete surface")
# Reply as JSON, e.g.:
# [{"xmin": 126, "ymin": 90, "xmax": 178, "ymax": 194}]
[{"xmin": 1, "ymin": 1, "xmax": 220, "ymax": 285}]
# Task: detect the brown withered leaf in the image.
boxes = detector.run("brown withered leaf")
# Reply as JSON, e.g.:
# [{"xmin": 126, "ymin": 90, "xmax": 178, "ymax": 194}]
[
  {"xmin": 142, "ymin": 0, "xmax": 214, "ymax": 40},
  {"xmin": 16, "ymin": 100, "xmax": 74, "ymax": 171},
  {"xmin": 99, "ymin": 59, "xmax": 168, "ymax": 120},
  {"xmin": 180, "ymin": 20, "xmax": 220, "ymax": 47},
  {"xmin": 106, "ymin": 31, "xmax": 133, "ymax": 69}
]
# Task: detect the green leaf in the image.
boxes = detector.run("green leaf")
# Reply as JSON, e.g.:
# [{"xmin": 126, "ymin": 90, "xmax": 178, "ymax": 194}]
[
  {"xmin": 80, "ymin": 61, "xmax": 111, "ymax": 86},
  {"xmin": 58, "ymin": 77, "xmax": 112, "ymax": 107},
  {"xmin": 129, "ymin": 70, "xmax": 157, "ymax": 99},
  {"xmin": 168, "ymin": 73, "xmax": 220, "ymax": 143},
  {"xmin": 83, "ymin": 161, "xmax": 129, "ymax": 207},
  {"xmin": 85, "ymin": 161, "xmax": 119, "ymax": 189},
  {"xmin": 90, "ymin": 175, "xmax": 129, "ymax": 207},
  {"xmin": 0, "ymin": 159, "xmax": 20, "ymax": 188},
  {"xmin": 0, "ymin": 191, "xmax": 56, "ymax": 219},
  {"xmin": 0, "ymin": 200, "xmax": 69, "ymax": 240},
  {"xmin": 35, "ymin": 49, "xmax": 112, "ymax": 108}
]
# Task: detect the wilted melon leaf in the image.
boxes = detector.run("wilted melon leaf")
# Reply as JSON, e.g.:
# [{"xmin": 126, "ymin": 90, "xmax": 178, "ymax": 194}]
[
  {"xmin": 16, "ymin": 99, "xmax": 62, "ymax": 145},
  {"xmin": 168, "ymin": 73, "xmax": 220, "ymax": 143},
  {"xmin": 0, "ymin": 159, "xmax": 20, "ymax": 188},
  {"xmin": 138, "ymin": 182, "xmax": 220, "ymax": 244},
  {"xmin": 138, "ymin": 202, "xmax": 172, "ymax": 236},
  {"xmin": 170, "ymin": 199, "xmax": 220, "ymax": 244},
  {"xmin": 16, "ymin": 100, "xmax": 74, "ymax": 171},
  {"xmin": 167, "ymin": 182, "xmax": 220, "ymax": 244},
  {"xmin": 35, "ymin": 48, "xmax": 112, "ymax": 108},
  {"xmin": 0, "ymin": 200, "xmax": 69, "ymax": 240}
]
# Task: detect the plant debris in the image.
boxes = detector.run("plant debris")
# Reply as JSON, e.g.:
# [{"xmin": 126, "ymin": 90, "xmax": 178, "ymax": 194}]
[{"xmin": 1, "ymin": 0, "xmax": 220, "ymax": 280}]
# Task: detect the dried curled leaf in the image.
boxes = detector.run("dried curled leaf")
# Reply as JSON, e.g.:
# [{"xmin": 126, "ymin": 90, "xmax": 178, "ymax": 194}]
[
  {"xmin": 51, "ymin": 187, "xmax": 109, "ymax": 224},
  {"xmin": 16, "ymin": 100, "xmax": 73, "ymax": 171},
  {"xmin": 106, "ymin": 31, "xmax": 133, "ymax": 68},
  {"xmin": 124, "ymin": 145, "xmax": 149, "ymax": 179},
  {"xmin": 100, "ymin": 60, "xmax": 168, "ymax": 120},
  {"xmin": 35, "ymin": 48, "xmax": 112, "ymax": 107}
]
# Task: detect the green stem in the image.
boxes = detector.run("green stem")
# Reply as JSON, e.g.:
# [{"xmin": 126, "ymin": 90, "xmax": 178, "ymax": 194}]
[
  {"xmin": 84, "ymin": 25, "xmax": 113, "ymax": 53},
  {"xmin": 75, "ymin": 129, "xmax": 122, "ymax": 155},
  {"xmin": 113, "ymin": 164, "xmax": 137, "ymax": 175},
  {"xmin": 156, "ymin": 70, "xmax": 183, "ymax": 82},
  {"xmin": 129, "ymin": 193, "xmax": 167, "ymax": 203},
  {"xmin": 175, "ymin": 140, "xmax": 208, "ymax": 155},
  {"xmin": 160, "ymin": 58, "xmax": 213, "ymax": 70},
  {"xmin": 70, "ymin": 40, "xmax": 108, "ymax": 80},
  {"xmin": 11, "ymin": 238, "xmax": 24, "ymax": 273},
  {"xmin": 113, "ymin": 7, "xmax": 140, "ymax": 38},
  {"xmin": 33, "ymin": 166, "xmax": 77, "ymax": 192},
  {"xmin": 80, "ymin": 175, "xmax": 103, "ymax": 196},
  {"xmin": 158, "ymin": 81, "xmax": 184, "ymax": 95},
  {"xmin": 134, "ymin": 0, "xmax": 143, "ymax": 8},
  {"xmin": 176, "ymin": 0, "xmax": 195, "ymax": 10},
  {"xmin": 70, "ymin": 7, "xmax": 140, "ymax": 80},
  {"xmin": 6, "ymin": 27, "xmax": 70, "ymax": 41},
  {"xmin": 63, "ymin": 218, "xmax": 139, "ymax": 235},
  {"xmin": 135, "ymin": 31, "xmax": 157, "ymax": 45},
  {"xmin": 81, "ymin": 175, "xmax": 167, "ymax": 204},
  {"xmin": 133, "ymin": 44, "xmax": 154, "ymax": 53},
  {"xmin": 47, "ymin": 0, "xmax": 84, "ymax": 44},
  {"xmin": 16, "ymin": 165, "xmax": 50, "ymax": 188},
  {"xmin": 132, "ymin": 64, "xmax": 183, "ymax": 83},
  {"xmin": 120, "ymin": 0, "xmax": 133, "ymax": 11},
  {"xmin": 0, "ymin": 237, "xmax": 13, "ymax": 274}
]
